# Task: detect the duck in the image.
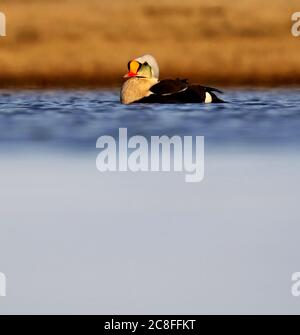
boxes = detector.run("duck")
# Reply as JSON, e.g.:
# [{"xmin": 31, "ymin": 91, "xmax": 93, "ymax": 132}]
[{"xmin": 120, "ymin": 54, "xmax": 224, "ymax": 104}]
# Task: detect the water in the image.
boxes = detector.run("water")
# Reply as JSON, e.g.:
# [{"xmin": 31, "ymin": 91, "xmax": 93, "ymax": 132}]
[
  {"xmin": 0, "ymin": 89, "xmax": 300, "ymax": 314},
  {"xmin": 0, "ymin": 89, "xmax": 300, "ymax": 148}
]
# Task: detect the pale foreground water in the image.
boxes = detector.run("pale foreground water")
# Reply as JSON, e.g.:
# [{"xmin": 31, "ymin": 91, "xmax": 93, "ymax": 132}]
[{"xmin": 0, "ymin": 89, "xmax": 300, "ymax": 314}]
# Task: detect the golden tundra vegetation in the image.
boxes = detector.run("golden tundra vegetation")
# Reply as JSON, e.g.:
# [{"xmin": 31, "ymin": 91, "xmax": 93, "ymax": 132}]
[{"xmin": 0, "ymin": 0, "xmax": 299, "ymax": 87}]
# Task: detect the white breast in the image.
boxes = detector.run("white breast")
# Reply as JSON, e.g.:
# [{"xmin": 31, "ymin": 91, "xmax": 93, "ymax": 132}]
[{"xmin": 121, "ymin": 78, "xmax": 158, "ymax": 104}]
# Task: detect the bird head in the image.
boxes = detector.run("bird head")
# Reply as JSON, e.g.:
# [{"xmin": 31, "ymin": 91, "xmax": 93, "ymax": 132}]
[{"xmin": 124, "ymin": 54, "xmax": 159, "ymax": 79}]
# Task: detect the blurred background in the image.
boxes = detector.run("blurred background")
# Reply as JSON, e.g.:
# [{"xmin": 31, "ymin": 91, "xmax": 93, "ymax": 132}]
[{"xmin": 0, "ymin": 0, "xmax": 300, "ymax": 88}]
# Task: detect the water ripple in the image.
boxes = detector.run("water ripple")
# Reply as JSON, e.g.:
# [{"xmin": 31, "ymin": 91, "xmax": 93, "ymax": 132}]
[{"xmin": 0, "ymin": 89, "xmax": 300, "ymax": 149}]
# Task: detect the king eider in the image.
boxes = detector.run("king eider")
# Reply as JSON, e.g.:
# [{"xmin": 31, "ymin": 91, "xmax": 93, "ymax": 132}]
[{"xmin": 120, "ymin": 54, "xmax": 224, "ymax": 104}]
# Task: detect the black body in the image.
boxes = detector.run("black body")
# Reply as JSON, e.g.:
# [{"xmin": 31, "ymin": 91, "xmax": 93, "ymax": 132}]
[{"xmin": 135, "ymin": 79, "xmax": 224, "ymax": 104}]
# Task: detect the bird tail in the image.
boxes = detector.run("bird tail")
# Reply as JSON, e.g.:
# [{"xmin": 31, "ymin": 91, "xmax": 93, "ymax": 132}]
[{"xmin": 210, "ymin": 92, "xmax": 226, "ymax": 103}]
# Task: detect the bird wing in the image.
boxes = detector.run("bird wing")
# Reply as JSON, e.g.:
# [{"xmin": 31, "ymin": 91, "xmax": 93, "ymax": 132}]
[
  {"xmin": 149, "ymin": 79, "xmax": 189, "ymax": 96},
  {"xmin": 201, "ymin": 86, "xmax": 223, "ymax": 94}
]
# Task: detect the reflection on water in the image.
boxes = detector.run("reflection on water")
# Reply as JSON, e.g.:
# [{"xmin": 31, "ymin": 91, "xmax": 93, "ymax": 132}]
[{"xmin": 0, "ymin": 89, "xmax": 300, "ymax": 148}]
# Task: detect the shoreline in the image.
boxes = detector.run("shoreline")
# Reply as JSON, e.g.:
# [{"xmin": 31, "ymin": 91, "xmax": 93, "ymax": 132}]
[
  {"xmin": 0, "ymin": 74, "xmax": 300, "ymax": 89},
  {"xmin": 1, "ymin": 0, "xmax": 300, "ymax": 90}
]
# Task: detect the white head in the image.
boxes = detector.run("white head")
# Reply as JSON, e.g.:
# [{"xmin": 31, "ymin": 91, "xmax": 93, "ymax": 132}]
[{"xmin": 124, "ymin": 54, "xmax": 160, "ymax": 79}]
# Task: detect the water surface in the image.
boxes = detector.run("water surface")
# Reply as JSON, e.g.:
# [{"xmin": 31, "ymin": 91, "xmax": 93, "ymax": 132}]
[
  {"xmin": 0, "ymin": 89, "xmax": 300, "ymax": 315},
  {"xmin": 0, "ymin": 89, "xmax": 299, "ymax": 148}
]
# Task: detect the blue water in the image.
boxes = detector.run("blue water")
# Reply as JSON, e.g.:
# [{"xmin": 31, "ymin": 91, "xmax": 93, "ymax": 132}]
[
  {"xmin": 1, "ymin": 89, "xmax": 300, "ymax": 314},
  {"xmin": 0, "ymin": 89, "xmax": 299, "ymax": 148}
]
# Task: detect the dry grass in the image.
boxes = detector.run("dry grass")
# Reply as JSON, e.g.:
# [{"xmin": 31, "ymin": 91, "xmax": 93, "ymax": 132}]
[{"xmin": 0, "ymin": 0, "xmax": 300, "ymax": 87}]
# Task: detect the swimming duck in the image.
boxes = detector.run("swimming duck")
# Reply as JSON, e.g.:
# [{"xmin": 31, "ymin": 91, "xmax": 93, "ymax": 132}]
[{"xmin": 120, "ymin": 54, "xmax": 224, "ymax": 104}]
